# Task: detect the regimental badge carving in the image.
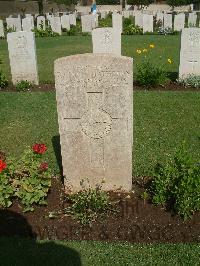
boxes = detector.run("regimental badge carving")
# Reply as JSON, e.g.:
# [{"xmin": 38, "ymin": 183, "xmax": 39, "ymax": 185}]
[{"xmin": 81, "ymin": 108, "xmax": 112, "ymax": 139}]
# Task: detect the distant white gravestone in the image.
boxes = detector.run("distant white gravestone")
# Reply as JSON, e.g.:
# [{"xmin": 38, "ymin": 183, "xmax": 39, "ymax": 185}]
[
  {"xmin": 6, "ymin": 17, "xmax": 21, "ymax": 31},
  {"xmin": 179, "ymin": 28, "xmax": 200, "ymax": 78},
  {"xmin": 188, "ymin": 13, "xmax": 197, "ymax": 27},
  {"xmin": 22, "ymin": 17, "xmax": 34, "ymax": 31},
  {"xmin": 174, "ymin": 13, "xmax": 185, "ymax": 31},
  {"xmin": 69, "ymin": 13, "xmax": 76, "ymax": 26},
  {"xmin": 81, "ymin": 15, "xmax": 93, "ymax": 32},
  {"xmin": 7, "ymin": 31, "xmax": 39, "ymax": 85},
  {"xmin": 61, "ymin": 15, "xmax": 70, "ymax": 30},
  {"xmin": 0, "ymin": 20, "xmax": 4, "ymax": 37},
  {"xmin": 50, "ymin": 17, "xmax": 62, "ymax": 35},
  {"xmin": 112, "ymin": 13, "xmax": 122, "ymax": 33},
  {"xmin": 143, "ymin": 14, "xmax": 153, "ymax": 33},
  {"xmin": 135, "ymin": 12, "xmax": 143, "ymax": 28},
  {"xmin": 37, "ymin": 16, "xmax": 45, "ymax": 30},
  {"xmin": 92, "ymin": 28, "xmax": 121, "ymax": 55},
  {"xmin": 164, "ymin": 13, "xmax": 172, "ymax": 29},
  {"xmin": 55, "ymin": 54, "xmax": 133, "ymax": 193}
]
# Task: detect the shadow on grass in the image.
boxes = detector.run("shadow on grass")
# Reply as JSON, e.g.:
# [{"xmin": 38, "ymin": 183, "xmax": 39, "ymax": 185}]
[
  {"xmin": 0, "ymin": 209, "xmax": 82, "ymax": 266},
  {"xmin": 167, "ymin": 71, "xmax": 178, "ymax": 82},
  {"xmin": 52, "ymin": 135, "xmax": 63, "ymax": 182}
]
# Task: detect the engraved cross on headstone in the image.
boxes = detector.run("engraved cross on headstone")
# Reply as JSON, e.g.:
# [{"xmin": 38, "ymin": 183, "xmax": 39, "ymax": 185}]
[
  {"xmin": 188, "ymin": 59, "xmax": 198, "ymax": 71},
  {"xmin": 64, "ymin": 92, "xmax": 117, "ymax": 169}
]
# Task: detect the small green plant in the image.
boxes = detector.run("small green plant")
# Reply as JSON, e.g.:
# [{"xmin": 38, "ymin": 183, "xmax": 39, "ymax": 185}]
[
  {"xmin": 64, "ymin": 187, "xmax": 115, "ymax": 224},
  {"xmin": 32, "ymin": 26, "xmax": 59, "ymax": 37},
  {"xmin": 66, "ymin": 25, "xmax": 81, "ymax": 36},
  {"xmin": 0, "ymin": 70, "xmax": 8, "ymax": 89},
  {"xmin": 141, "ymin": 190, "xmax": 149, "ymax": 203},
  {"xmin": 0, "ymin": 144, "xmax": 52, "ymax": 212},
  {"xmin": 123, "ymin": 24, "xmax": 142, "ymax": 35},
  {"xmin": 16, "ymin": 80, "xmax": 31, "ymax": 91},
  {"xmin": 136, "ymin": 59, "xmax": 167, "ymax": 86},
  {"xmin": 178, "ymin": 74, "xmax": 200, "ymax": 89},
  {"xmin": 150, "ymin": 144, "xmax": 200, "ymax": 219},
  {"xmin": 0, "ymin": 167, "xmax": 14, "ymax": 208},
  {"xmin": 99, "ymin": 16, "xmax": 112, "ymax": 27},
  {"xmin": 0, "ymin": 59, "xmax": 8, "ymax": 89}
]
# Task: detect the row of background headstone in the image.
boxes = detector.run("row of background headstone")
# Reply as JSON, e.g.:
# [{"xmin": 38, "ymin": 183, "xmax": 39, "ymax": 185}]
[
  {"xmin": 1, "ymin": 11, "xmax": 200, "ymax": 37},
  {"xmin": 5, "ymin": 25, "xmax": 200, "ymax": 86}
]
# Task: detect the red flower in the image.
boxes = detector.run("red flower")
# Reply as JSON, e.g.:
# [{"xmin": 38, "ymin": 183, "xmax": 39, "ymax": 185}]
[
  {"xmin": 32, "ymin": 144, "xmax": 47, "ymax": 154},
  {"xmin": 39, "ymin": 162, "xmax": 48, "ymax": 172},
  {"xmin": 0, "ymin": 160, "xmax": 7, "ymax": 173}
]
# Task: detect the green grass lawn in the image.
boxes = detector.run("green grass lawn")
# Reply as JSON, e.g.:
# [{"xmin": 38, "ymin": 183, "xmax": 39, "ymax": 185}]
[
  {"xmin": 0, "ymin": 91, "xmax": 199, "ymax": 177},
  {"xmin": 0, "ymin": 35, "xmax": 180, "ymax": 82},
  {"xmin": 0, "ymin": 238, "xmax": 200, "ymax": 266}
]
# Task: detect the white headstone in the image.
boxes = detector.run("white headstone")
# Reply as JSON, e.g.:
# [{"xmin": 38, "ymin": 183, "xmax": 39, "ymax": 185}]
[
  {"xmin": 50, "ymin": 17, "xmax": 62, "ymax": 35},
  {"xmin": 179, "ymin": 28, "xmax": 200, "ymax": 78},
  {"xmin": 61, "ymin": 15, "xmax": 70, "ymax": 30},
  {"xmin": 112, "ymin": 13, "xmax": 122, "ymax": 33},
  {"xmin": 101, "ymin": 11, "xmax": 106, "ymax": 19},
  {"xmin": 7, "ymin": 31, "xmax": 39, "ymax": 85},
  {"xmin": 91, "ymin": 14, "xmax": 98, "ymax": 29},
  {"xmin": 37, "ymin": 16, "xmax": 45, "ymax": 30},
  {"xmin": 55, "ymin": 53, "xmax": 133, "ymax": 193},
  {"xmin": 123, "ymin": 11, "xmax": 130, "ymax": 18},
  {"xmin": 164, "ymin": 13, "xmax": 172, "ymax": 29},
  {"xmin": 69, "ymin": 13, "xmax": 76, "ymax": 26},
  {"xmin": 156, "ymin": 12, "xmax": 164, "ymax": 25},
  {"xmin": 143, "ymin": 14, "xmax": 153, "ymax": 33},
  {"xmin": 6, "ymin": 17, "xmax": 21, "ymax": 31},
  {"xmin": 135, "ymin": 13, "xmax": 143, "ymax": 28},
  {"xmin": 92, "ymin": 28, "xmax": 121, "ymax": 55},
  {"xmin": 22, "ymin": 17, "xmax": 34, "ymax": 32},
  {"xmin": 0, "ymin": 20, "xmax": 4, "ymax": 38},
  {"xmin": 81, "ymin": 15, "xmax": 93, "ymax": 32},
  {"xmin": 188, "ymin": 13, "xmax": 197, "ymax": 27},
  {"xmin": 174, "ymin": 13, "xmax": 185, "ymax": 31}
]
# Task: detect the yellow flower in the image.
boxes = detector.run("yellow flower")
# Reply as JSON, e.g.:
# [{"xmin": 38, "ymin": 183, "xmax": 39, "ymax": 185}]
[
  {"xmin": 149, "ymin": 44, "xmax": 155, "ymax": 48},
  {"xmin": 136, "ymin": 49, "xmax": 142, "ymax": 54},
  {"xmin": 143, "ymin": 49, "xmax": 148, "ymax": 52},
  {"xmin": 167, "ymin": 58, "xmax": 172, "ymax": 64}
]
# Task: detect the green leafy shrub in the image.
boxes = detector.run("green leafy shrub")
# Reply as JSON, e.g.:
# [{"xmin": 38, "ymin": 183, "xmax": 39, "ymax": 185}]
[
  {"xmin": 0, "ymin": 144, "xmax": 52, "ymax": 212},
  {"xmin": 64, "ymin": 187, "xmax": 115, "ymax": 224},
  {"xmin": 0, "ymin": 170, "xmax": 14, "ymax": 208},
  {"xmin": 0, "ymin": 70, "xmax": 8, "ymax": 89},
  {"xmin": 150, "ymin": 145, "xmax": 200, "ymax": 219},
  {"xmin": 123, "ymin": 17, "xmax": 133, "ymax": 27},
  {"xmin": 123, "ymin": 24, "xmax": 142, "ymax": 35},
  {"xmin": 178, "ymin": 74, "xmax": 200, "ymax": 89},
  {"xmin": 0, "ymin": 59, "xmax": 8, "ymax": 89},
  {"xmin": 99, "ymin": 17, "xmax": 112, "ymax": 27},
  {"xmin": 32, "ymin": 26, "xmax": 59, "ymax": 37},
  {"xmin": 66, "ymin": 24, "xmax": 82, "ymax": 36},
  {"xmin": 16, "ymin": 80, "xmax": 31, "ymax": 91},
  {"xmin": 136, "ymin": 59, "xmax": 167, "ymax": 86}
]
